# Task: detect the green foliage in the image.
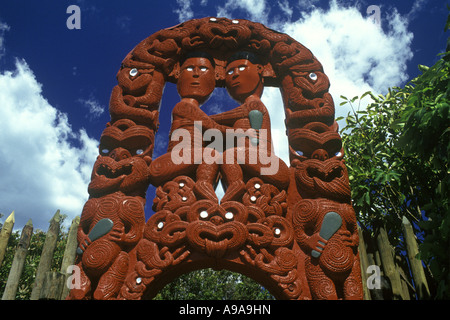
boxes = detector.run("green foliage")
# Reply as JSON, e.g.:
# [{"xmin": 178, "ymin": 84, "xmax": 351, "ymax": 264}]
[
  {"xmin": 154, "ymin": 268, "xmax": 274, "ymax": 300},
  {"xmin": 340, "ymin": 44, "xmax": 449, "ymax": 298}
]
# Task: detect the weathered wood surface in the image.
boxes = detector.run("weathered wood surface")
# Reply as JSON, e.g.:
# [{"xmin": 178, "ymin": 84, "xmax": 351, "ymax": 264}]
[
  {"xmin": 0, "ymin": 211, "xmax": 15, "ymax": 268},
  {"xmin": 39, "ymin": 271, "xmax": 66, "ymax": 300},
  {"xmin": 2, "ymin": 219, "xmax": 33, "ymax": 300},
  {"xmin": 402, "ymin": 216, "xmax": 430, "ymax": 299},
  {"xmin": 30, "ymin": 210, "xmax": 61, "ymax": 300},
  {"xmin": 59, "ymin": 216, "xmax": 80, "ymax": 299},
  {"xmin": 357, "ymin": 226, "xmax": 371, "ymax": 300},
  {"xmin": 376, "ymin": 226, "xmax": 409, "ymax": 300}
]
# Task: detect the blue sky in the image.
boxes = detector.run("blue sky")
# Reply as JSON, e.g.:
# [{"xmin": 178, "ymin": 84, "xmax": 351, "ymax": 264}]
[{"xmin": 0, "ymin": 0, "xmax": 448, "ymax": 231}]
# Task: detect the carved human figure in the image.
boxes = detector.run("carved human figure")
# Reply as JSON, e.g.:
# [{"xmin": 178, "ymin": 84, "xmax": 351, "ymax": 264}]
[
  {"xmin": 69, "ymin": 120, "xmax": 150, "ymax": 299},
  {"xmin": 148, "ymin": 52, "xmax": 233, "ymax": 201},
  {"xmin": 211, "ymin": 51, "xmax": 290, "ymax": 202},
  {"xmin": 293, "ymin": 199, "xmax": 362, "ymax": 299}
]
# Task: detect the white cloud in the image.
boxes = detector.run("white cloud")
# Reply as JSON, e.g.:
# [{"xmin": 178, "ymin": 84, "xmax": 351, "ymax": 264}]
[
  {"xmin": 278, "ymin": 0, "xmax": 293, "ymax": 20},
  {"xmin": 216, "ymin": 0, "xmax": 269, "ymax": 24},
  {"xmin": 0, "ymin": 59, "xmax": 99, "ymax": 231},
  {"xmin": 261, "ymin": 87, "xmax": 289, "ymax": 165},
  {"xmin": 209, "ymin": 0, "xmax": 413, "ymax": 119},
  {"xmin": 297, "ymin": 0, "xmax": 321, "ymax": 11},
  {"xmin": 256, "ymin": 2, "xmax": 413, "ymax": 164},
  {"xmin": 406, "ymin": 0, "xmax": 428, "ymax": 20},
  {"xmin": 278, "ymin": 3, "xmax": 413, "ymax": 123},
  {"xmin": 174, "ymin": 0, "xmax": 194, "ymax": 22},
  {"xmin": 0, "ymin": 22, "xmax": 9, "ymax": 59},
  {"xmin": 79, "ymin": 95, "xmax": 105, "ymax": 120}
]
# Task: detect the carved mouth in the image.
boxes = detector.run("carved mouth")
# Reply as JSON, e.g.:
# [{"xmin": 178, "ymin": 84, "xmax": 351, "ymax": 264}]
[
  {"xmin": 200, "ymin": 230, "xmax": 234, "ymax": 243},
  {"xmin": 96, "ymin": 163, "xmax": 133, "ymax": 179},
  {"xmin": 307, "ymin": 165, "xmax": 343, "ymax": 182}
]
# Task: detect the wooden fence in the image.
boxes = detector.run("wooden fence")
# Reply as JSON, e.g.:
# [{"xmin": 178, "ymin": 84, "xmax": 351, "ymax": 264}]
[
  {"xmin": 0, "ymin": 210, "xmax": 432, "ymax": 300},
  {"xmin": 0, "ymin": 210, "xmax": 79, "ymax": 300},
  {"xmin": 358, "ymin": 216, "xmax": 431, "ymax": 300}
]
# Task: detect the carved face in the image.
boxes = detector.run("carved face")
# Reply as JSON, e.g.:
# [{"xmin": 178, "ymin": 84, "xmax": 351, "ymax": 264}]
[
  {"xmin": 225, "ymin": 59, "xmax": 263, "ymax": 103},
  {"xmin": 293, "ymin": 159, "xmax": 351, "ymax": 202},
  {"xmin": 288, "ymin": 128, "xmax": 343, "ymax": 163},
  {"xmin": 88, "ymin": 121, "xmax": 153, "ymax": 196},
  {"xmin": 177, "ymin": 57, "xmax": 216, "ymax": 104}
]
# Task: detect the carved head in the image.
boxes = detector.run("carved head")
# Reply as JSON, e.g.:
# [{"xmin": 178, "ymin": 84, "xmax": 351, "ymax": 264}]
[
  {"xmin": 177, "ymin": 51, "xmax": 216, "ymax": 105},
  {"xmin": 225, "ymin": 51, "xmax": 264, "ymax": 103},
  {"xmin": 88, "ymin": 120, "xmax": 153, "ymax": 197}
]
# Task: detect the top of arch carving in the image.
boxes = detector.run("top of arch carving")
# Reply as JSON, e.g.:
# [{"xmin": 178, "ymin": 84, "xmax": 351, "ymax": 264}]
[{"xmin": 120, "ymin": 17, "xmax": 323, "ymax": 87}]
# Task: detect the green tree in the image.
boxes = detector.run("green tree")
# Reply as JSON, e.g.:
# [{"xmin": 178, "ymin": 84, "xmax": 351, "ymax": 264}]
[
  {"xmin": 154, "ymin": 268, "xmax": 274, "ymax": 300},
  {"xmin": 340, "ymin": 20, "xmax": 449, "ymax": 298}
]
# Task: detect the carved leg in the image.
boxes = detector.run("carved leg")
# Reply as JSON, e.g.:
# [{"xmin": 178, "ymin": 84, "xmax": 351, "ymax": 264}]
[
  {"xmin": 220, "ymin": 165, "xmax": 246, "ymax": 203},
  {"xmin": 94, "ymin": 251, "xmax": 130, "ymax": 300},
  {"xmin": 194, "ymin": 161, "xmax": 219, "ymax": 202},
  {"xmin": 67, "ymin": 261, "xmax": 91, "ymax": 300},
  {"xmin": 342, "ymin": 254, "xmax": 364, "ymax": 300},
  {"xmin": 305, "ymin": 258, "xmax": 338, "ymax": 300},
  {"xmin": 220, "ymin": 148, "xmax": 246, "ymax": 202}
]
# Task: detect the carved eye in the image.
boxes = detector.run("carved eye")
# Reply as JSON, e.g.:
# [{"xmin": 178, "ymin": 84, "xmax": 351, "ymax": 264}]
[
  {"xmin": 186, "ymin": 67, "xmax": 193, "ymax": 72},
  {"xmin": 335, "ymin": 151, "xmax": 342, "ymax": 157},
  {"xmin": 136, "ymin": 149, "xmax": 144, "ymax": 155},
  {"xmin": 296, "ymin": 150, "xmax": 304, "ymax": 156},
  {"xmin": 101, "ymin": 148, "xmax": 109, "ymax": 155},
  {"xmin": 129, "ymin": 68, "xmax": 138, "ymax": 77},
  {"xmin": 239, "ymin": 66, "xmax": 246, "ymax": 71},
  {"xmin": 200, "ymin": 67, "xmax": 208, "ymax": 72},
  {"xmin": 227, "ymin": 69, "xmax": 234, "ymax": 75},
  {"xmin": 309, "ymin": 72, "xmax": 318, "ymax": 81}
]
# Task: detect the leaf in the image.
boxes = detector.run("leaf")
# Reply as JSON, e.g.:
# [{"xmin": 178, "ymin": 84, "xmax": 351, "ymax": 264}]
[
  {"xmin": 360, "ymin": 91, "xmax": 372, "ymax": 100},
  {"xmin": 369, "ymin": 92, "xmax": 381, "ymax": 103},
  {"xmin": 418, "ymin": 64, "xmax": 430, "ymax": 73}
]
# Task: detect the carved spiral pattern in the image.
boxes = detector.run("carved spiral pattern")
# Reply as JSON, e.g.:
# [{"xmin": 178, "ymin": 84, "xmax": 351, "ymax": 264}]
[
  {"xmin": 82, "ymin": 240, "xmax": 121, "ymax": 277},
  {"xmin": 319, "ymin": 238, "xmax": 354, "ymax": 275}
]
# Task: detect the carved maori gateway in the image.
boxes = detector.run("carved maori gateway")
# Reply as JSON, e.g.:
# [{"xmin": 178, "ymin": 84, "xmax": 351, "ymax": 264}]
[{"xmin": 68, "ymin": 17, "xmax": 363, "ymax": 300}]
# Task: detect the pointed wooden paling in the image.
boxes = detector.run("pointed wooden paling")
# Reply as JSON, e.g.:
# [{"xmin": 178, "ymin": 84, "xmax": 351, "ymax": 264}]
[
  {"xmin": 30, "ymin": 210, "xmax": 61, "ymax": 300},
  {"xmin": 2, "ymin": 219, "xmax": 33, "ymax": 300},
  {"xmin": 0, "ymin": 211, "xmax": 15, "ymax": 268}
]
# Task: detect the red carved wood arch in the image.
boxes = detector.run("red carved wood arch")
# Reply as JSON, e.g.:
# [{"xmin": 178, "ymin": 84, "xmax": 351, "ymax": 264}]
[{"xmin": 68, "ymin": 17, "xmax": 363, "ymax": 300}]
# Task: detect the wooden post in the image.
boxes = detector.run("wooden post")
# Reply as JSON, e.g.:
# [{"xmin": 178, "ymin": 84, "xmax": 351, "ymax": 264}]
[
  {"xmin": 395, "ymin": 254, "xmax": 412, "ymax": 299},
  {"xmin": 2, "ymin": 219, "xmax": 33, "ymax": 300},
  {"xmin": 402, "ymin": 216, "xmax": 430, "ymax": 299},
  {"xmin": 30, "ymin": 210, "xmax": 61, "ymax": 300},
  {"xmin": 59, "ymin": 216, "xmax": 80, "ymax": 299},
  {"xmin": 357, "ymin": 226, "xmax": 371, "ymax": 300},
  {"xmin": 39, "ymin": 272, "xmax": 66, "ymax": 300},
  {"xmin": 376, "ymin": 226, "xmax": 406, "ymax": 300},
  {"xmin": 0, "ymin": 211, "xmax": 15, "ymax": 267}
]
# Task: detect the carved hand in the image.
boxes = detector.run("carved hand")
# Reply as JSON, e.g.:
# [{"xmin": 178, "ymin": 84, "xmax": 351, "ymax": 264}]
[{"xmin": 304, "ymin": 232, "xmax": 328, "ymax": 256}]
